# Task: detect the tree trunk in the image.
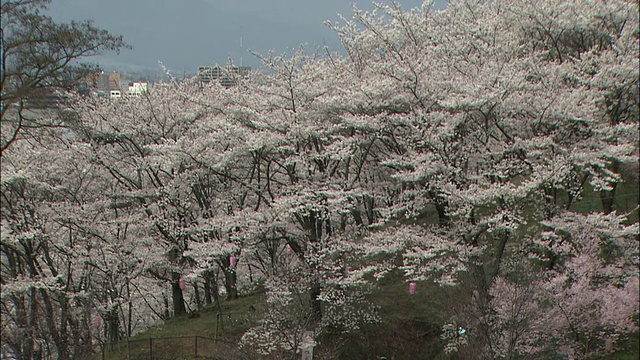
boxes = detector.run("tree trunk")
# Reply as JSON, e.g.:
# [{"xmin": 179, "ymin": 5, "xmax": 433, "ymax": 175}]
[
  {"xmin": 14, "ymin": 292, "xmax": 34, "ymax": 360},
  {"xmin": 57, "ymin": 293, "xmax": 71, "ymax": 359},
  {"xmin": 490, "ymin": 231, "xmax": 510, "ymax": 282},
  {"xmin": 209, "ymin": 273, "xmax": 224, "ymax": 314},
  {"xmin": 429, "ymin": 190, "xmax": 450, "ymax": 226},
  {"xmin": 219, "ymin": 257, "xmax": 238, "ymax": 301},
  {"xmin": 600, "ymin": 184, "xmax": 618, "ymax": 214},
  {"xmin": 194, "ymin": 282, "xmax": 202, "ymax": 310},
  {"xmin": 309, "ymin": 281, "xmax": 322, "ymax": 322},
  {"xmin": 106, "ymin": 308, "xmax": 120, "ymax": 345},
  {"xmin": 171, "ymin": 276, "xmax": 187, "ymax": 316},
  {"xmin": 223, "ymin": 268, "xmax": 238, "ymax": 300},
  {"xmin": 351, "ymin": 208, "xmax": 364, "ymax": 225},
  {"xmin": 38, "ymin": 288, "xmax": 66, "ymax": 359},
  {"xmin": 163, "ymin": 292, "xmax": 171, "ymax": 320},
  {"xmin": 364, "ymin": 194, "xmax": 376, "ymax": 224},
  {"xmin": 600, "ymin": 160, "xmax": 619, "ymax": 214},
  {"xmin": 470, "ymin": 261, "xmax": 495, "ymax": 357},
  {"xmin": 203, "ymin": 272, "xmax": 213, "ymax": 306},
  {"xmin": 126, "ymin": 280, "xmax": 133, "ymax": 337}
]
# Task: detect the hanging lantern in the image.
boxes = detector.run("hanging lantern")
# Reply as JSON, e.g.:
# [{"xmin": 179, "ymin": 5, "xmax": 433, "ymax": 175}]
[
  {"xmin": 179, "ymin": 277, "xmax": 187, "ymax": 290},
  {"xmin": 409, "ymin": 282, "xmax": 417, "ymax": 295},
  {"xmin": 92, "ymin": 315, "xmax": 102, "ymax": 329},
  {"xmin": 229, "ymin": 255, "xmax": 237, "ymax": 267},
  {"xmin": 285, "ymin": 244, "xmax": 294, "ymax": 254}
]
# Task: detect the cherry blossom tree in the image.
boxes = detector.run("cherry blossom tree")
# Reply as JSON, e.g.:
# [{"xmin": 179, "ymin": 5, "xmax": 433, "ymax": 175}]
[
  {"xmin": 0, "ymin": 123, "xmax": 148, "ymax": 357},
  {"xmin": 69, "ymin": 79, "xmax": 216, "ymax": 316},
  {"xmin": 325, "ymin": 0, "xmax": 639, "ymax": 357},
  {"xmin": 2, "ymin": 1, "xmax": 637, "ymax": 358}
]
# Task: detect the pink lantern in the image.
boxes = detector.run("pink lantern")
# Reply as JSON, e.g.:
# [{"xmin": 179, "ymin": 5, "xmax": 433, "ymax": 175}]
[
  {"xmin": 409, "ymin": 282, "xmax": 417, "ymax": 295},
  {"xmin": 229, "ymin": 255, "xmax": 237, "ymax": 267},
  {"xmin": 92, "ymin": 315, "xmax": 102, "ymax": 329},
  {"xmin": 285, "ymin": 244, "xmax": 294, "ymax": 254},
  {"xmin": 179, "ymin": 277, "xmax": 187, "ymax": 290}
]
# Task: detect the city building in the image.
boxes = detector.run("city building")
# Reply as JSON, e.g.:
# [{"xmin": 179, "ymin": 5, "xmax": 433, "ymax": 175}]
[
  {"xmin": 98, "ymin": 72, "xmax": 122, "ymax": 93},
  {"xmin": 197, "ymin": 65, "xmax": 251, "ymax": 88},
  {"xmin": 126, "ymin": 82, "xmax": 149, "ymax": 97}
]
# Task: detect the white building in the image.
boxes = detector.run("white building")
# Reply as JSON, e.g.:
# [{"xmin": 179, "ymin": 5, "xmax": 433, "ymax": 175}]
[
  {"xmin": 197, "ymin": 66, "xmax": 250, "ymax": 88},
  {"xmin": 126, "ymin": 82, "xmax": 149, "ymax": 97}
]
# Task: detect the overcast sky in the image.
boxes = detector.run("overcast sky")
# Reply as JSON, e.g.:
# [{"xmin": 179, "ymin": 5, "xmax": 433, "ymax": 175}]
[{"xmin": 46, "ymin": 0, "xmax": 447, "ymax": 74}]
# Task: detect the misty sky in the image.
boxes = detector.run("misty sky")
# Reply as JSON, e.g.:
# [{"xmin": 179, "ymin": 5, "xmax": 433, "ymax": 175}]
[{"xmin": 46, "ymin": 0, "xmax": 447, "ymax": 74}]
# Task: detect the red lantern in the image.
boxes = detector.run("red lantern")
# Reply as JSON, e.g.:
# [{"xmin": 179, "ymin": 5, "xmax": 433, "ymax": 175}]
[
  {"xmin": 229, "ymin": 255, "xmax": 237, "ymax": 267},
  {"xmin": 409, "ymin": 282, "xmax": 417, "ymax": 295},
  {"xmin": 179, "ymin": 277, "xmax": 186, "ymax": 290}
]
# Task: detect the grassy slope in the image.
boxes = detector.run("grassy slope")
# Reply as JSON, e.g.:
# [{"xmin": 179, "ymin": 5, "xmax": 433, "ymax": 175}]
[
  {"xmin": 96, "ymin": 294, "xmax": 261, "ymax": 360},
  {"xmin": 98, "ymin": 279, "xmax": 455, "ymax": 360},
  {"xmin": 99, "ymin": 279, "xmax": 638, "ymax": 360}
]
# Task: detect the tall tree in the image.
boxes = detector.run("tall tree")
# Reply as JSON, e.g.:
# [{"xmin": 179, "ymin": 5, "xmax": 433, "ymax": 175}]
[{"xmin": 0, "ymin": 0, "xmax": 128, "ymax": 155}]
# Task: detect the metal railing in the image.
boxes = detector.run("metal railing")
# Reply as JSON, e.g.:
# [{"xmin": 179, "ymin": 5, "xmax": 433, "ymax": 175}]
[{"xmin": 100, "ymin": 335, "xmax": 243, "ymax": 360}]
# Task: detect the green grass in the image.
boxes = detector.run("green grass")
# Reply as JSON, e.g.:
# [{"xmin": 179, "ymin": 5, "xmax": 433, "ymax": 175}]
[
  {"xmin": 137, "ymin": 293, "xmax": 262, "ymax": 340},
  {"xmin": 95, "ymin": 274, "xmax": 455, "ymax": 360},
  {"xmin": 601, "ymin": 333, "xmax": 640, "ymax": 360},
  {"xmin": 97, "ymin": 277, "xmax": 639, "ymax": 360},
  {"xmin": 95, "ymin": 294, "xmax": 263, "ymax": 360},
  {"xmin": 322, "ymin": 269, "xmax": 451, "ymax": 360},
  {"xmin": 570, "ymin": 166, "xmax": 639, "ymax": 222}
]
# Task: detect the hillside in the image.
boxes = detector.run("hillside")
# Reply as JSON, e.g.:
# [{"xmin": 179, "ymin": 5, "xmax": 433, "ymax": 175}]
[{"xmin": 99, "ymin": 274, "xmax": 639, "ymax": 360}]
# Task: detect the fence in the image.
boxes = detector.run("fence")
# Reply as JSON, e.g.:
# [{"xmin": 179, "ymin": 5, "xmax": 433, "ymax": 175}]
[{"xmin": 100, "ymin": 336, "xmax": 244, "ymax": 360}]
